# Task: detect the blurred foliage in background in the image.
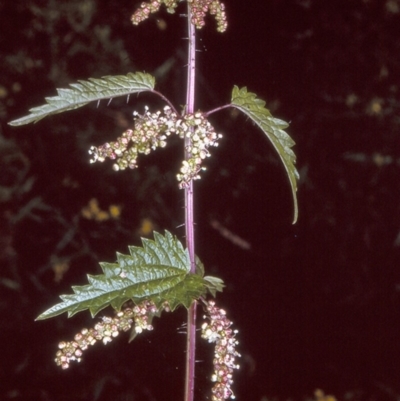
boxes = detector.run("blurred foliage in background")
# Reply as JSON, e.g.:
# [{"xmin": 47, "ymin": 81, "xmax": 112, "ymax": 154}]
[{"xmin": 1, "ymin": 0, "xmax": 400, "ymax": 400}]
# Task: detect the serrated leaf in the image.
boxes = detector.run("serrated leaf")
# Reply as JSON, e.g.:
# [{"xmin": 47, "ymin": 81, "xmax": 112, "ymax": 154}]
[
  {"xmin": 231, "ymin": 86, "xmax": 299, "ymax": 223},
  {"xmin": 9, "ymin": 72, "xmax": 155, "ymax": 126},
  {"xmin": 195, "ymin": 255, "xmax": 205, "ymax": 277},
  {"xmin": 36, "ymin": 231, "xmax": 206, "ymax": 320},
  {"xmin": 204, "ymin": 276, "xmax": 225, "ymax": 298},
  {"xmin": 153, "ymin": 273, "xmax": 206, "ymax": 310}
]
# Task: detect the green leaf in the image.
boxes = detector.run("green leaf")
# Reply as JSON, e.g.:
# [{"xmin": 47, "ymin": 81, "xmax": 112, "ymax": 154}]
[
  {"xmin": 154, "ymin": 273, "xmax": 207, "ymax": 311},
  {"xmin": 231, "ymin": 86, "xmax": 299, "ymax": 223},
  {"xmin": 204, "ymin": 276, "xmax": 225, "ymax": 298},
  {"xmin": 9, "ymin": 72, "xmax": 155, "ymax": 126},
  {"xmin": 36, "ymin": 231, "xmax": 206, "ymax": 320}
]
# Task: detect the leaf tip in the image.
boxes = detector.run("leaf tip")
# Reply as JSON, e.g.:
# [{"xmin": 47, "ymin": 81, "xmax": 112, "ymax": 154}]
[
  {"xmin": 8, "ymin": 118, "xmax": 23, "ymax": 127},
  {"xmin": 35, "ymin": 312, "xmax": 48, "ymax": 321}
]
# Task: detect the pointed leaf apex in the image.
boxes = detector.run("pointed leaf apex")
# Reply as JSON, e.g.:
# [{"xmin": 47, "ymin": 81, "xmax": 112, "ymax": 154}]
[
  {"xmin": 9, "ymin": 72, "xmax": 155, "ymax": 126},
  {"xmin": 35, "ymin": 231, "xmax": 207, "ymax": 320},
  {"xmin": 230, "ymin": 86, "xmax": 299, "ymax": 223}
]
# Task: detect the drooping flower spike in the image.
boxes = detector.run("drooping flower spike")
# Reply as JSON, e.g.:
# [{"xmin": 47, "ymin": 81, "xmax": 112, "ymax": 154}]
[
  {"xmin": 55, "ymin": 300, "xmax": 158, "ymax": 369},
  {"xmin": 177, "ymin": 112, "xmax": 222, "ymax": 188},
  {"xmin": 188, "ymin": 0, "xmax": 227, "ymax": 32},
  {"xmin": 131, "ymin": 0, "xmax": 227, "ymax": 32},
  {"xmin": 89, "ymin": 106, "xmax": 176, "ymax": 171},
  {"xmin": 201, "ymin": 300, "xmax": 240, "ymax": 401},
  {"xmin": 89, "ymin": 106, "xmax": 222, "ymax": 189}
]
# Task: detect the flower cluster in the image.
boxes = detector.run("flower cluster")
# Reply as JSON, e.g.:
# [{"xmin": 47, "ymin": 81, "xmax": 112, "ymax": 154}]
[
  {"xmin": 88, "ymin": 106, "xmax": 222, "ymax": 188},
  {"xmin": 189, "ymin": 0, "xmax": 227, "ymax": 32},
  {"xmin": 177, "ymin": 112, "xmax": 222, "ymax": 188},
  {"xmin": 55, "ymin": 300, "xmax": 158, "ymax": 369},
  {"xmin": 131, "ymin": 0, "xmax": 179, "ymax": 25},
  {"xmin": 131, "ymin": 0, "xmax": 227, "ymax": 32},
  {"xmin": 201, "ymin": 300, "xmax": 240, "ymax": 401},
  {"xmin": 88, "ymin": 106, "xmax": 175, "ymax": 171}
]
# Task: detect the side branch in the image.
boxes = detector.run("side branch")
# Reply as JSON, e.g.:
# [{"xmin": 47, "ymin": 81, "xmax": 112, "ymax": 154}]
[
  {"xmin": 204, "ymin": 104, "xmax": 232, "ymax": 117},
  {"xmin": 151, "ymin": 89, "xmax": 179, "ymax": 114}
]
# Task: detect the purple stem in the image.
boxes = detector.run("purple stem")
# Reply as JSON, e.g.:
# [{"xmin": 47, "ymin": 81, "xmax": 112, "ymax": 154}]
[{"xmin": 184, "ymin": 4, "xmax": 197, "ymax": 401}]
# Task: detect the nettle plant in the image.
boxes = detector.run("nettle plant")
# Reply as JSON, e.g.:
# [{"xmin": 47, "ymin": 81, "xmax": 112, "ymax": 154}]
[{"xmin": 9, "ymin": 1, "xmax": 299, "ymax": 401}]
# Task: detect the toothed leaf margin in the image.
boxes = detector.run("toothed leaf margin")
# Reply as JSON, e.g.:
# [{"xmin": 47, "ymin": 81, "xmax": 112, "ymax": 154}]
[
  {"xmin": 231, "ymin": 86, "xmax": 299, "ymax": 223},
  {"xmin": 9, "ymin": 72, "xmax": 155, "ymax": 126},
  {"xmin": 36, "ymin": 231, "xmax": 216, "ymax": 320}
]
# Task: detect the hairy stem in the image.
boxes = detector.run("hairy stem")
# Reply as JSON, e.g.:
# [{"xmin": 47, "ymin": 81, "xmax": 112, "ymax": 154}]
[
  {"xmin": 184, "ymin": 4, "xmax": 197, "ymax": 401},
  {"xmin": 204, "ymin": 103, "xmax": 232, "ymax": 117},
  {"xmin": 184, "ymin": 12, "xmax": 196, "ymax": 273},
  {"xmin": 151, "ymin": 89, "xmax": 178, "ymax": 114}
]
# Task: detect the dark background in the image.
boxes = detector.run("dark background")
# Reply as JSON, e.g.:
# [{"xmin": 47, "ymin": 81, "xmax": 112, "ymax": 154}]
[{"xmin": 1, "ymin": 0, "xmax": 400, "ymax": 400}]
